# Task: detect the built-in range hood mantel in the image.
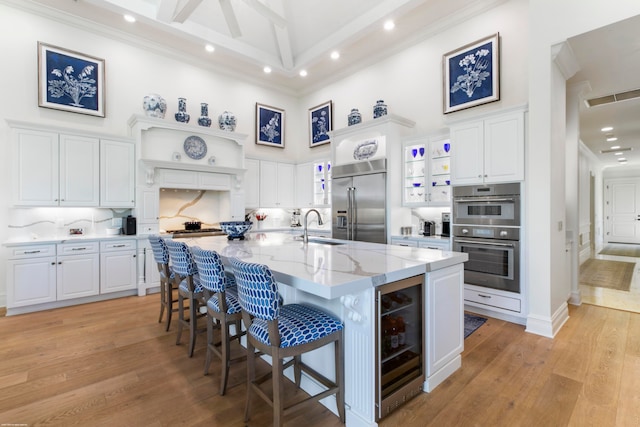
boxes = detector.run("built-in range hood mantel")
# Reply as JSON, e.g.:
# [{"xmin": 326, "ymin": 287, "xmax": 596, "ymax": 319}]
[
  {"xmin": 127, "ymin": 114, "xmax": 248, "ymax": 146},
  {"xmin": 140, "ymin": 159, "xmax": 245, "ymax": 186}
]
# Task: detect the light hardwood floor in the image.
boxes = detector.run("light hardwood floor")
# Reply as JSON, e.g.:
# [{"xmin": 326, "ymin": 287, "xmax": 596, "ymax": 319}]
[
  {"xmin": 1, "ymin": 296, "xmax": 639, "ymax": 426},
  {"xmin": 581, "ymin": 246, "xmax": 640, "ymax": 314}
]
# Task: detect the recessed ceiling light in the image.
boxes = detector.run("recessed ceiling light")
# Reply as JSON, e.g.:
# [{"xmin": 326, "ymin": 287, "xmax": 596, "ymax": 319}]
[
  {"xmin": 614, "ymin": 152, "xmax": 623, "ymax": 156},
  {"xmin": 611, "ymin": 145, "xmax": 621, "ymax": 149},
  {"xmin": 618, "ymin": 158, "xmax": 627, "ymax": 162},
  {"xmin": 330, "ymin": 51, "xmax": 340, "ymax": 60},
  {"xmin": 384, "ymin": 20, "xmax": 395, "ymax": 31},
  {"xmin": 601, "ymin": 126, "xmax": 614, "ymax": 132},
  {"xmin": 263, "ymin": 66, "xmax": 272, "ymax": 74},
  {"xmin": 205, "ymin": 44, "xmax": 215, "ymax": 53},
  {"xmin": 124, "ymin": 14, "xmax": 136, "ymax": 23},
  {"xmin": 606, "ymin": 137, "xmax": 618, "ymax": 142},
  {"xmin": 299, "ymin": 70, "xmax": 308, "ymax": 77}
]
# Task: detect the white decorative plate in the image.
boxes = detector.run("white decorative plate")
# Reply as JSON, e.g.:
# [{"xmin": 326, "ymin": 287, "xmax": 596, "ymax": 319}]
[
  {"xmin": 183, "ymin": 135, "xmax": 207, "ymax": 160},
  {"xmin": 353, "ymin": 139, "xmax": 378, "ymax": 160}
]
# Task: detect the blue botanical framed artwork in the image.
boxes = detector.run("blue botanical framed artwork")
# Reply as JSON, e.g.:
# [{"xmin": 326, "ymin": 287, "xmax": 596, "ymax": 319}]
[
  {"xmin": 309, "ymin": 100, "xmax": 332, "ymax": 147},
  {"xmin": 443, "ymin": 33, "xmax": 500, "ymax": 114},
  {"xmin": 38, "ymin": 42, "xmax": 105, "ymax": 117},
  {"xmin": 256, "ymin": 102, "xmax": 285, "ymax": 148}
]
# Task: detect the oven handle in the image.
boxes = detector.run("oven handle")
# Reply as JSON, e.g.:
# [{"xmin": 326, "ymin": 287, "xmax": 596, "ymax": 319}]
[
  {"xmin": 454, "ymin": 239, "xmax": 516, "ymax": 248},
  {"xmin": 453, "ymin": 197, "xmax": 517, "ymax": 203}
]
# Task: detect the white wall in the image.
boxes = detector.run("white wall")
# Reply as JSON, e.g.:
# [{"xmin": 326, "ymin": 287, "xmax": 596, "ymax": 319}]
[
  {"xmin": 527, "ymin": 0, "xmax": 640, "ymax": 336},
  {"xmin": 298, "ymin": 0, "xmax": 529, "ymax": 164},
  {"xmin": 0, "ymin": 3, "xmax": 301, "ymax": 305}
]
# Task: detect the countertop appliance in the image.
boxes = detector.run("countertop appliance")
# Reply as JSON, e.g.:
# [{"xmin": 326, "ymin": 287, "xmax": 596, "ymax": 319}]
[
  {"xmin": 122, "ymin": 215, "xmax": 136, "ymax": 235},
  {"xmin": 452, "ymin": 183, "xmax": 521, "ymax": 293},
  {"xmin": 422, "ymin": 220, "xmax": 436, "ymax": 236},
  {"xmin": 332, "ymin": 159, "xmax": 386, "ymax": 244},
  {"xmin": 441, "ymin": 212, "xmax": 451, "ymax": 237}
]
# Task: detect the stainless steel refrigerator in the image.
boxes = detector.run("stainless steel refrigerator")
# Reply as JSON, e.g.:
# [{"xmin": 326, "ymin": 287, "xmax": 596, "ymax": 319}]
[{"xmin": 332, "ymin": 159, "xmax": 387, "ymax": 243}]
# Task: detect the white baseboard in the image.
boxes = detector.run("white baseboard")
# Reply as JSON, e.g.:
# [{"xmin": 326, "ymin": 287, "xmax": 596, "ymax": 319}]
[{"xmin": 526, "ymin": 302, "xmax": 570, "ymax": 338}]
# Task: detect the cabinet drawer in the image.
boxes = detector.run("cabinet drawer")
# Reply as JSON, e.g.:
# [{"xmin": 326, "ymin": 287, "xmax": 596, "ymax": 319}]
[
  {"xmin": 100, "ymin": 239, "xmax": 137, "ymax": 252},
  {"xmin": 464, "ymin": 288, "xmax": 521, "ymax": 312},
  {"xmin": 391, "ymin": 239, "xmax": 418, "ymax": 247},
  {"xmin": 58, "ymin": 241, "xmax": 99, "ymax": 255},
  {"xmin": 8, "ymin": 244, "xmax": 56, "ymax": 259}
]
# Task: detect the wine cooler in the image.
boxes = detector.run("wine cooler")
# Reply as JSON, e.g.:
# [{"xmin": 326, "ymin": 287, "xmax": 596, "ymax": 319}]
[{"xmin": 375, "ymin": 274, "xmax": 425, "ymax": 420}]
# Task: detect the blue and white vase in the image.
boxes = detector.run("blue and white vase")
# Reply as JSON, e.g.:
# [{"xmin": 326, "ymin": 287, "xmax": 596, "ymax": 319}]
[
  {"xmin": 198, "ymin": 103, "xmax": 212, "ymax": 127},
  {"xmin": 175, "ymin": 97, "xmax": 190, "ymax": 123},
  {"xmin": 218, "ymin": 110, "xmax": 236, "ymax": 132},
  {"xmin": 142, "ymin": 93, "xmax": 167, "ymax": 119},
  {"xmin": 373, "ymin": 100, "xmax": 388, "ymax": 119},
  {"xmin": 348, "ymin": 108, "xmax": 362, "ymax": 126}
]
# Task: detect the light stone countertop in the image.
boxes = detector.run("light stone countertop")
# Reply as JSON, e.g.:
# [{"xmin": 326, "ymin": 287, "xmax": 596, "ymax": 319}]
[
  {"xmin": 175, "ymin": 232, "xmax": 467, "ymax": 300},
  {"xmin": 3, "ymin": 234, "xmax": 138, "ymax": 246}
]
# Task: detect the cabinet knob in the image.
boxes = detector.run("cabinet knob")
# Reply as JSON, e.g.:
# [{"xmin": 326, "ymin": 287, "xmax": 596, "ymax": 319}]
[{"xmin": 477, "ymin": 175, "xmax": 482, "ymax": 178}]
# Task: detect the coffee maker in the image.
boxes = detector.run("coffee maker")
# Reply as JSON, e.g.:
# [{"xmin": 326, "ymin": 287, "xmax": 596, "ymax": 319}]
[
  {"xmin": 441, "ymin": 212, "xmax": 451, "ymax": 237},
  {"xmin": 290, "ymin": 209, "xmax": 301, "ymax": 227}
]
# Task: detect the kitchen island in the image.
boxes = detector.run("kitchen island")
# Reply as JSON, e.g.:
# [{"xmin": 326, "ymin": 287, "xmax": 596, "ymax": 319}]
[{"xmin": 176, "ymin": 232, "xmax": 467, "ymax": 427}]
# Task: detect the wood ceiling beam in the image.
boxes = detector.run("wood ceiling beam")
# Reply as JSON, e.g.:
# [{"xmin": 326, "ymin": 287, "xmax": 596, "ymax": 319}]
[
  {"xmin": 240, "ymin": 0, "xmax": 286, "ymax": 28},
  {"xmin": 219, "ymin": 0, "xmax": 242, "ymax": 38},
  {"xmin": 172, "ymin": 0, "xmax": 204, "ymax": 23},
  {"xmin": 269, "ymin": 0, "xmax": 293, "ymax": 69},
  {"xmin": 156, "ymin": 0, "xmax": 179, "ymax": 22}
]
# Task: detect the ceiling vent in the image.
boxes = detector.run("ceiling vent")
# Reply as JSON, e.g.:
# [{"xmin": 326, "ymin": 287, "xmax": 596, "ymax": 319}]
[
  {"xmin": 600, "ymin": 147, "xmax": 632, "ymax": 154},
  {"xmin": 586, "ymin": 89, "xmax": 640, "ymax": 107}
]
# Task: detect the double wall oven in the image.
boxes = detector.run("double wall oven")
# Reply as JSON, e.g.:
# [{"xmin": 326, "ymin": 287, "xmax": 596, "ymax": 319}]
[{"xmin": 452, "ymin": 183, "xmax": 521, "ymax": 293}]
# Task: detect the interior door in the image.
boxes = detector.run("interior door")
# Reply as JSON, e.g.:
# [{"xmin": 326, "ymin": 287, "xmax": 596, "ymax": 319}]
[{"xmin": 605, "ymin": 179, "xmax": 640, "ymax": 243}]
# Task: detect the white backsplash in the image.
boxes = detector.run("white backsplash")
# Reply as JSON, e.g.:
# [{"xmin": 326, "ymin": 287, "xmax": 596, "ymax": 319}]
[{"xmin": 7, "ymin": 207, "xmax": 132, "ymax": 240}]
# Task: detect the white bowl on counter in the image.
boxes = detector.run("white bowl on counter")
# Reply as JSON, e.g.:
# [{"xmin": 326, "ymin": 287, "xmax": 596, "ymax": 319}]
[{"xmin": 106, "ymin": 227, "xmax": 121, "ymax": 236}]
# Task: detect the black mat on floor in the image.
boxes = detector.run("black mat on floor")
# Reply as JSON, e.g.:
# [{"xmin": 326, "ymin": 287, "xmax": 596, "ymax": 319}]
[{"xmin": 464, "ymin": 313, "xmax": 487, "ymax": 339}]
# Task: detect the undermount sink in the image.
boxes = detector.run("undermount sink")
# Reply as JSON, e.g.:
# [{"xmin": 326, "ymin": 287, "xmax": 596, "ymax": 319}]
[{"xmin": 304, "ymin": 238, "xmax": 346, "ymax": 246}]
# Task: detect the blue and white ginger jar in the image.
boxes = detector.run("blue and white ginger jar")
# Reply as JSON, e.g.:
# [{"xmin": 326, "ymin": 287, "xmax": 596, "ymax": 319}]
[
  {"xmin": 373, "ymin": 100, "xmax": 388, "ymax": 119},
  {"xmin": 348, "ymin": 108, "xmax": 362, "ymax": 126},
  {"xmin": 142, "ymin": 93, "xmax": 167, "ymax": 119},
  {"xmin": 218, "ymin": 111, "xmax": 237, "ymax": 132}
]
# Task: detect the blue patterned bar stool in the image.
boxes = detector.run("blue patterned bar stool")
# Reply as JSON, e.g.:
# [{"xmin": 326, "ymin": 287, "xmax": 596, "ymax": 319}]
[
  {"xmin": 191, "ymin": 247, "xmax": 246, "ymax": 395},
  {"xmin": 148, "ymin": 235, "xmax": 178, "ymax": 331},
  {"xmin": 230, "ymin": 258, "xmax": 345, "ymax": 427},
  {"xmin": 165, "ymin": 239, "xmax": 206, "ymax": 357}
]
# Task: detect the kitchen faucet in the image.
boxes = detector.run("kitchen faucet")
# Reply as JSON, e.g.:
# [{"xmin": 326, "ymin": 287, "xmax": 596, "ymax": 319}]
[{"xmin": 303, "ymin": 209, "xmax": 323, "ymax": 243}]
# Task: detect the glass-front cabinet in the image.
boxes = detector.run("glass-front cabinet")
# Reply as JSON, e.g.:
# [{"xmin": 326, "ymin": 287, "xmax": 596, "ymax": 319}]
[
  {"xmin": 313, "ymin": 160, "xmax": 331, "ymax": 206},
  {"xmin": 402, "ymin": 134, "xmax": 451, "ymax": 207}
]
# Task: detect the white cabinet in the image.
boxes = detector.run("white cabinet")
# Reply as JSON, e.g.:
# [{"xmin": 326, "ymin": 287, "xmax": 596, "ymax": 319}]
[
  {"xmin": 12, "ymin": 129, "xmax": 100, "ymax": 206},
  {"xmin": 295, "ymin": 160, "xmax": 331, "ymax": 208},
  {"xmin": 100, "ymin": 240, "xmax": 138, "ymax": 293},
  {"xmin": 296, "ymin": 162, "xmax": 314, "ymax": 208},
  {"xmin": 402, "ymin": 135, "xmax": 451, "ymax": 207},
  {"xmin": 424, "ymin": 263, "xmax": 464, "ymax": 391},
  {"xmin": 390, "ymin": 238, "xmax": 418, "ymax": 247},
  {"xmin": 259, "ymin": 161, "xmax": 295, "ymax": 207},
  {"xmin": 11, "ymin": 126, "xmax": 134, "ymax": 207},
  {"xmin": 7, "ymin": 245, "xmax": 57, "ymax": 308},
  {"xmin": 138, "ymin": 188, "xmax": 159, "ymax": 224},
  {"xmin": 418, "ymin": 240, "xmax": 450, "ymax": 251},
  {"xmin": 57, "ymin": 242, "xmax": 100, "ymax": 300},
  {"xmin": 100, "ymin": 139, "xmax": 135, "ymax": 207},
  {"xmin": 450, "ymin": 109, "xmax": 525, "ymax": 185},
  {"xmin": 244, "ymin": 158, "xmax": 261, "ymax": 208}
]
